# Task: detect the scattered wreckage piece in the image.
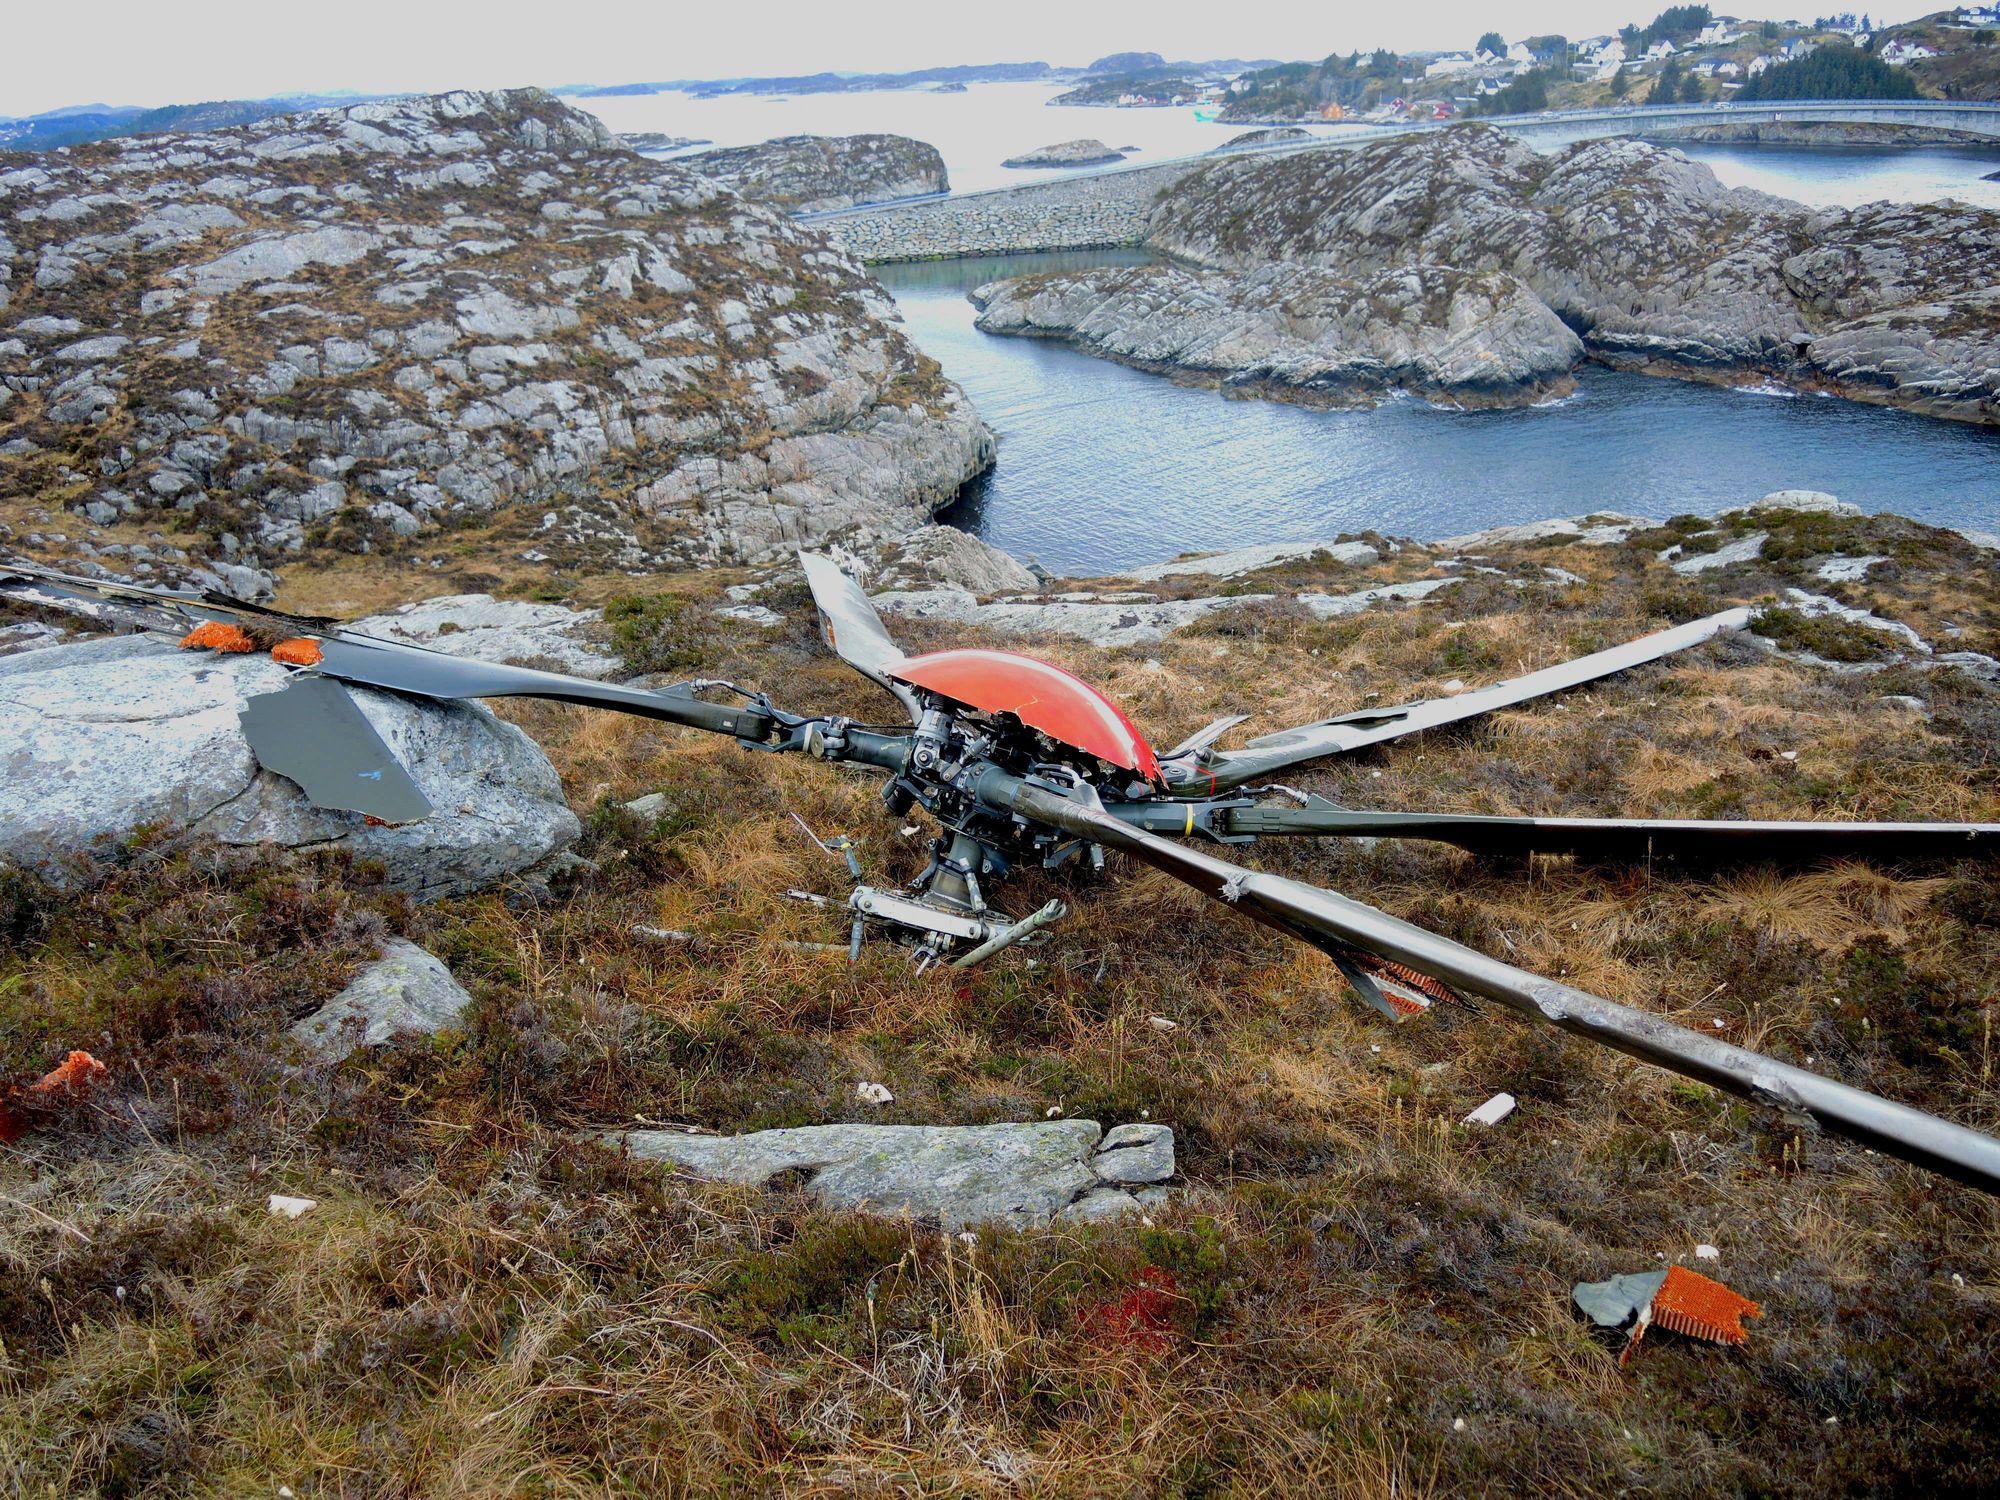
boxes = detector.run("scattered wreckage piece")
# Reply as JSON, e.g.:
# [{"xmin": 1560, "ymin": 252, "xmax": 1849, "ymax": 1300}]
[
  {"xmin": 6, "ymin": 555, "xmax": 2000, "ymax": 1199},
  {"xmin": 0, "ymin": 1050, "xmax": 107, "ymax": 1143},
  {"xmin": 1574, "ymin": 1265, "xmax": 1764, "ymax": 1365}
]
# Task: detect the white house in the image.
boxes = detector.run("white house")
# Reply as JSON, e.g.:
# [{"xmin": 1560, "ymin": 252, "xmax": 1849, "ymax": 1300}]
[
  {"xmin": 1646, "ymin": 40, "xmax": 1678, "ymax": 60},
  {"xmin": 1880, "ymin": 39, "xmax": 1937, "ymax": 63},
  {"xmin": 1782, "ymin": 38, "xmax": 1819, "ymax": 59},
  {"xmin": 1962, "ymin": 6, "xmax": 2000, "ymax": 27},
  {"xmin": 1506, "ymin": 42, "xmax": 1539, "ymax": 65},
  {"xmin": 1746, "ymin": 53, "xmax": 1774, "ymax": 76},
  {"xmin": 1425, "ymin": 53, "xmax": 1478, "ymax": 78},
  {"xmin": 1714, "ymin": 60, "xmax": 1743, "ymax": 77},
  {"xmin": 1696, "ymin": 22, "xmax": 1742, "ymax": 46}
]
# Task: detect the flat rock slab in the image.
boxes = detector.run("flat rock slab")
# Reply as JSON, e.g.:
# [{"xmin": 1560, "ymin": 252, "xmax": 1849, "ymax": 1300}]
[
  {"xmin": 1120, "ymin": 539, "xmax": 1380, "ymax": 583},
  {"xmin": 612, "ymin": 1119, "xmax": 1175, "ymax": 1229},
  {"xmin": 873, "ymin": 587, "xmax": 1270, "ymax": 648},
  {"xmin": 350, "ymin": 593, "xmax": 613, "ymax": 678},
  {"xmin": 0, "ymin": 633, "xmax": 578, "ymax": 898},
  {"xmin": 291, "ymin": 938, "xmax": 474, "ymax": 1061}
]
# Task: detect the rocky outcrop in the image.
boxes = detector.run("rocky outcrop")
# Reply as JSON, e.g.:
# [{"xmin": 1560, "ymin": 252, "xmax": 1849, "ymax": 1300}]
[
  {"xmin": 0, "ymin": 89, "xmax": 992, "ymax": 585},
  {"xmin": 612, "ymin": 1119, "xmax": 1175, "ymax": 1228},
  {"xmin": 0, "ymin": 632, "xmax": 578, "ymax": 898},
  {"xmin": 1221, "ymin": 127, "xmax": 1310, "ymax": 149},
  {"xmin": 618, "ymin": 132, "xmax": 709, "ymax": 153},
  {"xmin": 1141, "ymin": 126, "xmax": 2000, "ymax": 425},
  {"xmin": 680, "ymin": 134, "xmax": 948, "ymax": 213},
  {"xmin": 970, "ymin": 261, "xmax": 1584, "ymax": 408},
  {"xmin": 1003, "ymin": 139, "xmax": 1125, "ymax": 169},
  {"xmin": 291, "ymin": 938, "xmax": 475, "ymax": 1061}
]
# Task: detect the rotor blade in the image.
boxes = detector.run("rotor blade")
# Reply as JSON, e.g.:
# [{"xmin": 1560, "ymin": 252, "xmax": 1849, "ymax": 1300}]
[
  {"xmin": 3, "ymin": 560, "xmax": 780, "ymax": 742},
  {"xmin": 1160, "ymin": 713, "xmax": 1253, "ymax": 763},
  {"xmin": 240, "ymin": 678, "xmax": 433, "ymax": 823},
  {"xmin": 970, "ymin": 766, "xmax": 2000, "ymax": 1198},
  {"xmin": 1196, "ymin": 607, "xmax": 1753, "ymax": 791},
  {"xmin": 1199, "ymin": 798, "xmax": 2000, "ymax": 863},
  {"xmin": 799, "ymin": 552, "xmax": 920, "ymax": 719}
]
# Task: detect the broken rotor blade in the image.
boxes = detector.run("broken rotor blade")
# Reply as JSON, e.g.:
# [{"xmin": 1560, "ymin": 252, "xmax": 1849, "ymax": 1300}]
[
  {"xmin": 239, "ymin": 677, "xmax": 433, "ymax": 823},
  {"xmin": 1197, "ymin": 607, "xmax": 1753, "ymax": 792},
  {"xmin": 971, "ymin": 766, "xmax": 2000, "ymax": 1199},
  {"xmin": 799, "ymin": 551, "xmax": 920, "ymax": 720},
  {"xmin": 2, "ymin": 562, "xmax": 782, "ymax": 742},
  {"xmin": 1206, "ymin": 799, "xmax": 2000, "ymax": 863}
]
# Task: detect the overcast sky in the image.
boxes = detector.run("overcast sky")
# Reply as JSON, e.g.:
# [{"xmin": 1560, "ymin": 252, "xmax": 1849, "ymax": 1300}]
[{"xmin": 4, "ymin": 1, "xmax": 1944, "ymax": 118}]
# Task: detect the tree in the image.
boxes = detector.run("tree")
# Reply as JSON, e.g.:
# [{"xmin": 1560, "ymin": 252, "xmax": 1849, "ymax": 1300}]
[
  {"xmin": 1681, "ymin": 71, "xmax": 1707, "ymax": 102},
  {"xmin": 1734, "ymin": 41, "xmax": 1921, "ymax": 99},
  {"xmin": 1655, "ymin": 56, "xmax": 1684, "ymax": 99},
  {"xmin": 1477, "ymin": 31, "xmax": 1507, "ymax": 56},
  {"xmin": 1611, "ymin": 66, "xmax": 1631, "ymax": 97}
]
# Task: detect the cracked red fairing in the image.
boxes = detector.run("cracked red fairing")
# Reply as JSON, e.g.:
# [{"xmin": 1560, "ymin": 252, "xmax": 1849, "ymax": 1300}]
[{"xmin": 889, "ymin": 649, "xmax": 1162, "ymax": 782}]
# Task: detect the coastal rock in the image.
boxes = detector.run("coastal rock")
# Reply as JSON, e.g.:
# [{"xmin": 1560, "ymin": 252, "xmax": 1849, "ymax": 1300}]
[
  {"xmin": 1003, "ymin": 139, "xmax": 1125, "ymax": 169},
  {"xmin": 0, "ymin": 89, "xmax": 992, "ymax": 586},
  {"xmin": 1750, "ymin": 489, "xmax": 1860, "ymax": 518},
  {"xmin": 290, "ymin": 939, "xmax": 474, "ymax": 1061},
  {"xmin": 1120, "ymin": 538, "xmax": 1380, "ymax": 582},
  {"xmin": 971, "ymin": 261, "xmax": 1583, "ymax": 408},
  {"xmin": 1143, "ymin": 126, "xmax": 2000, "ymax": 424},
  {"xmin": 868, "ymin": 524, "xmax": 1038, "ymax": 593},
  {"xmin": 0, "ymin": 633, "xmax": 578, "ymax": 898},
  {"xmin": 610, "ymin": 1119, "xmax": 1175, "ymax": 1229},
  {"xmin": 1432, "ymin": 513, "xmax": 1656, "ymax": 550},
  {"xmin": 680, "ymin": 134, "xmax": 948, "ymax": 213},
  {"xmin": 1222, "ymin": 127, "xmax": 1311, "ymax": 149}
]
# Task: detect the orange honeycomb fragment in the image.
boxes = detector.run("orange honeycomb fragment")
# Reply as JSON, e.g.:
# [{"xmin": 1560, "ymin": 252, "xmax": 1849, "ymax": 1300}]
[
  {"xmin": 1650, "ymin": 1264, "xmax": 1762, "ymax": 1345},
  {"xmin": 179, "ymin": 620, "xmax": 257, "ymax": 653},
  {"xmin": 271, "ymin": 637, "xmax": 324, "ymax": 666}
]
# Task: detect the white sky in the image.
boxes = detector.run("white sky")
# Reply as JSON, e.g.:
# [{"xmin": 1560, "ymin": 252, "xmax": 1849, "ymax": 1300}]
[{"xmin": 4, "ymin": 1, "xmax": 1944, "ymax": 118}]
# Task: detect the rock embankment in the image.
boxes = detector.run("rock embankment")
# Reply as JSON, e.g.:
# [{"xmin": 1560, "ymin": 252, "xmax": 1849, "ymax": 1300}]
[
  {"xmin": 970, "ymin": 261, "xmax": 1583, "ymax": 409},
  {"xmin": 822, "ymin": 160, "xmax": 1201, "ymax": 262},
  {"xmin": 0, "ymin": 89, "xmax": 993, "ymax": 586},
  {"xmin": 1140, "ymin": 126, "xmax": 2000, "ymax": 425},
  {"xmin": 681, "ymin": 133, "xmax": 948, "ymax": 213},
  {"xmin": 1003, "ymin": 139, "xmax": 1126, "ymax": 168}
]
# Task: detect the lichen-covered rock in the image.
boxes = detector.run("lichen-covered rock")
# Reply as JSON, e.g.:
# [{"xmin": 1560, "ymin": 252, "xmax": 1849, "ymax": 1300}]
[
  {"xmin": 291, "ymin": 938, "xmax": 474, "ymax": 1060},
  {"xmin": 349, "ymin": 592, "xmax": 613, "ymax": 677},
  {"xmin": 0, "ymin": 633, "xmax": 578, "ymax": 898},
  {"xmin": 681, "ymin": 134, "xmax": 948, "ymax": 213},
  {"xmin": 971, "ymin": 261, "xmax": 1584, "ymax": 408},
  {"xmin": 0, "ymin": 90, "xmax": 992, "ymax": 585},
  {"xmin": 1142, "ymin": 125, "xmax": 2000, "ymax": 424},
  {"xmin": 611, "ymin": 1119, "xmax": 1175, "ymax": 1229},
  {"xmin": 867, "ymin": 524, "xmax": 1037, "ymax": 593}
]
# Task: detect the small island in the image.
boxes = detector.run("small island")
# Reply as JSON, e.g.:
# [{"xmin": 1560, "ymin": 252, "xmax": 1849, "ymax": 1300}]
[{"xmin": 1002, "ymin": 138, "xmax": 1127, "ymax": 168}]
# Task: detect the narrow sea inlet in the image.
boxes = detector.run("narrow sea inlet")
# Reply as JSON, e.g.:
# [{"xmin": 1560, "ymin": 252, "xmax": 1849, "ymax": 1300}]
[{"xmin": 882, "ymin": 250, "xmax": 2000, "ymax": 576}]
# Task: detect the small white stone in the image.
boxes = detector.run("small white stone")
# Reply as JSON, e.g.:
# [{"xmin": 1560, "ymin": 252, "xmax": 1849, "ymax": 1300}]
[
  {"xmin": 1453, "ymin": 1418, "xmax": 1467, "ymax": 1433},
  {"xmin": 1780, "ymin": 750, "xmax": 1798, "ymax": 762},
  {"xmin": 1713, "ymin": 1018, "xmax": 1726, "ymax": 1029},
  {"xmin": 266, "ymin": 1194, "xmax": 318, "ymax": 1219},
  {"xmin": 856, "ymin": 1081, "xmax": 893, "ymax": 1105},
  {"xmin": 1045, "ymin": 1105, "xmax": 1063, "ymax": 1118},
  {"xmin": 1463, "ymin": 1092, "xmax": 1517, "ymax": 1128},
  {"xmin": 1147, "ymin": 1015, "xmax": 1177, "ymax": 1032},
  {"xmin": 1442, "ymin": 679, "xmax": 1466, "ymax": 694},
  {"xmin": 1952, "ymin": 1273, "xmax": 1965, "ymax": 1287},
  {"xmin": 1695, "ymin": 1243, "xmax": 1720, "ymax": 1261}
]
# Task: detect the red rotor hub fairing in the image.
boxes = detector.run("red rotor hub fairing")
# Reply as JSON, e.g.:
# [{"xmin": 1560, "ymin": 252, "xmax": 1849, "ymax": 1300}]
[{"xmin": 889, "ymin": 649, "xmax": 1162, "ymax": 783}]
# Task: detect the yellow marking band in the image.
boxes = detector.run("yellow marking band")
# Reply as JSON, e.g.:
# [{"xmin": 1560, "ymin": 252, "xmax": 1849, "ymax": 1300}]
[{"xmin": 1185, "ymin": 803, "xmax": 1195, "ymax": 836}]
